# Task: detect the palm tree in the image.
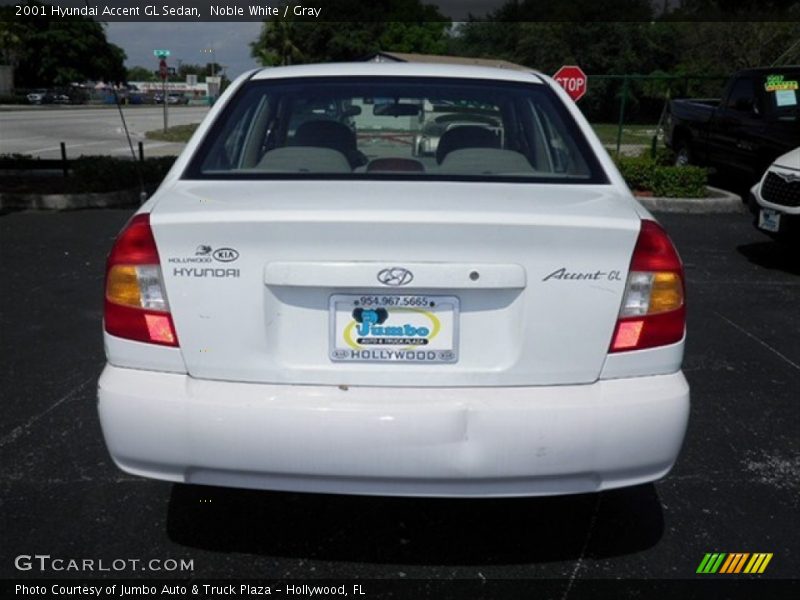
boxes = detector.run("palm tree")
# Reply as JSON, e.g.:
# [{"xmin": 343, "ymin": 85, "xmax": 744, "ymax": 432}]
[{"xmin": 251, "ymin": 16, "xmax": 304, "ymax": 67}]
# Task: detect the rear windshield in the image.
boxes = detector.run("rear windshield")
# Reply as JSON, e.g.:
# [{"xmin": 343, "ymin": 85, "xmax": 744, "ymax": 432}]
[{"xmin": 185, "ymin": 77, "xmax": 607, "ymax": 184}]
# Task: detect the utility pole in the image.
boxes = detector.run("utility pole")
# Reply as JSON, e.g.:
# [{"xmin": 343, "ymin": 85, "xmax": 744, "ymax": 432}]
[
  {"xmin": 201, "ymin": 47, "xmax": 216, "ymax": 77},
  {"xmin": 201, "ymin": 47, "xmax": 218, "ymax": 104},
  {"xmin": 154, "ymin": 49, "xmax": 171, "ymax": 132}
]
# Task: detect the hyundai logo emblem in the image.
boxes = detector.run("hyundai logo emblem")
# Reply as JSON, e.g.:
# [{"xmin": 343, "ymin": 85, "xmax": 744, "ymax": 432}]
[{"xmin": 377, "ymin": 267, "xmax": 414, "ymax": 286}]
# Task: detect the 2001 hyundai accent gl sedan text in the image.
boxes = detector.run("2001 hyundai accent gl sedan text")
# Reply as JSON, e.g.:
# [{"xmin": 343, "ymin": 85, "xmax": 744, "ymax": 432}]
[{"xmin": 98, "ymin": 63, "xmax": 689, "ymax": 497}]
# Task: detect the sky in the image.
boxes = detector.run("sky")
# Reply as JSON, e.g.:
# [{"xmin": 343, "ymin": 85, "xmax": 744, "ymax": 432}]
[
  {"xmin": 101, "ymin": 1, "xmax": 511, "ymax": 79},
  {"xmin": 105, "ymin": 22, "xmax": 264, "ymax": 80}
]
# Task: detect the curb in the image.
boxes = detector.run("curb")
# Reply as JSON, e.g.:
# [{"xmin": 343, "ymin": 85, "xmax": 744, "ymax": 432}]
[
  {"xmin": 636, "ymin": 186, "xmax": 746, "ymax": 214},
  {"xmin": 0, "ymin": 188, "xmax": 143, "ymax": 211}
]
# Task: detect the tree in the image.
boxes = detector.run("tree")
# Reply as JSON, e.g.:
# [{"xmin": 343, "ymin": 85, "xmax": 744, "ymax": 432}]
[
  {"xmin": 452, "ymin": 0, "xmax": 658, "ymax": 69},
  {"xmin": 250, "ymin": 0, "xmax": 450, "ymax": 66},
  {"xmin": 667, "ymin": 22, "xmax": 800, "ymax": 72},
  {"xmin": 0, "ymin": 1, "xmax": 126, "ymax": 87},
  {"xmin": 252, "ymin": 18, "xmax": 305, "ymax": 66},
  {"xmin": 0, "ymin": 18, "xmax": 22, "ymax": 66},
  {"xmin": 127, "ymin": 66, "xmax": 156, "ymax": 82}
]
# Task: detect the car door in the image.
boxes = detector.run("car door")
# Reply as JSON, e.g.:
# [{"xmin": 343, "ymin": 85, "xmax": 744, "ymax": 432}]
[{"xmin": 709, "ymin": 77, "xmax": 766, "ymax": 177}]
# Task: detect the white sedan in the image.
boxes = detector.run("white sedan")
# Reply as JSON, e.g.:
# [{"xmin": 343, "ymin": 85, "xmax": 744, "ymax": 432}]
[
  {"xmin": 751, "ymin": 147, "xmax": 800, "ymax": 238},
  {"xmin": 98, "ymin": 62, "xmax": 689, "ymax": 497}
]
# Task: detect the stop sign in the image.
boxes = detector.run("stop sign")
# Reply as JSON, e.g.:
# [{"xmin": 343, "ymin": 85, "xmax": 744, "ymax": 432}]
[
  {"xmin": 553, "ymin": 65, "xmax": 588, "ymax": 102},
  {"xmin": 159, "ymin": 59, "xmax": 168, "ymax": 81}
]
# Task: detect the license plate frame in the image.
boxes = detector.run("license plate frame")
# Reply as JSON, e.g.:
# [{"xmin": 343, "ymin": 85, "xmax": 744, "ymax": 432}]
[
  {"xmin": 758, "ymin": 208, "xmax": 781, "ymax": 233},
  {"xmin": 329, "ymin": 294, "xmax": 459, "ymax": 364}
]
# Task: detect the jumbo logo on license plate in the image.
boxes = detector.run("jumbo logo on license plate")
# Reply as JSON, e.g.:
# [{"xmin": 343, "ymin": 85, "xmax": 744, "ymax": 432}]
[{"xmin": 329, "ymin": 294, "xmax": 459, "ymax": 363}]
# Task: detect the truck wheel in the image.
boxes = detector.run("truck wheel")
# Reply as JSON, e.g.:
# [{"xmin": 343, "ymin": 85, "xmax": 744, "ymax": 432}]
[{"xmin": 674, "ymin": 143, "xmax": 692, "ymax": 167}]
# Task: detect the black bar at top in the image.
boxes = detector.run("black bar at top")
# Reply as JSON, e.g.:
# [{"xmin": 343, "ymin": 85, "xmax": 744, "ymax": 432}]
[{"xmin": 2, "ymin": 0, "xmax": 799, "ymax": 22}]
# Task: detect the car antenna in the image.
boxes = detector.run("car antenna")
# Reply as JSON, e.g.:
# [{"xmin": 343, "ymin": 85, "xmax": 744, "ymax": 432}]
[{"xmin": 112, "ymin": 84, "xmax": 147, "ymax": 204}]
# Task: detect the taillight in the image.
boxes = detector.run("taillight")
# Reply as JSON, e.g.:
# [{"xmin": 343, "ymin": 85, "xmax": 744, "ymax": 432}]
[
  {"xmin": 610, "ymin": 220, "xmax": 685, "ymax": 352},
  {"xmin": 104, "ymin": 214, "xmax": 178, "ymax": 347}
]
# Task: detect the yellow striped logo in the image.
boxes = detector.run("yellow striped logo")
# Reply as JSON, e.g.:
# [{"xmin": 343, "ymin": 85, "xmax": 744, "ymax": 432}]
[{"xmin": 697, "ymin": 552, "xmax": 773, "ymax": 574}]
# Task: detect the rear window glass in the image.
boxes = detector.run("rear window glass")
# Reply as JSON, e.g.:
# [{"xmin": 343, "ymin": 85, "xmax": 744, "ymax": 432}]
[{"xmin": 186, "ymin": 77, "xmax": 607, "ymax": 183}]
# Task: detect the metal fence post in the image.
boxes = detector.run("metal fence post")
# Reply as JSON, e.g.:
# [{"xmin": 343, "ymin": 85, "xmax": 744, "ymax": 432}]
[
  {"xmin": 60, "ymin": 142, "xmax": 68, "ymax": 177},
  {"xmin": 615, "ymin": 77, "xmax": 629, "ymax": 156}
]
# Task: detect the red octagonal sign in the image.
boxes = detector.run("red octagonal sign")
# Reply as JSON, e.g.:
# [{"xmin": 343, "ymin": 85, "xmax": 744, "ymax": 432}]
[{"xmin": 553, "ymin": 65, "xmax": 588, "ymax": 102}]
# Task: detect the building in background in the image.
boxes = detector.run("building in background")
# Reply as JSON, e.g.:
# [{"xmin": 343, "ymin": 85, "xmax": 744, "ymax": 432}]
[
  {"xmin": 366, "ymin": 51, "xmax": 529, "ymax": 72},
  {"xmin": 0, "ymin": 64, "xmax": 13, "ymax": 95}
]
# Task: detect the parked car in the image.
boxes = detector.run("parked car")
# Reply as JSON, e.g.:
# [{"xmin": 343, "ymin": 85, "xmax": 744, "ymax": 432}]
[
  {"xmin": 412, "ymin": 111, "xmax": 503, "ymax": 158},
  {"xmin": 26, "ymin": 89, "xmax": 53, "ymax": 104},
  {"xmin": 167, "ymin": 93, "xmax": 189, "ymax": 105},
  {"xmin": 154, "ymin": 92, "xmax": 189, "ymax": 105},
  {"xmin": 666, "ymin": 67, "xmax": 800, "ymax": 181},
  {"xmin": 98, "ymin": 62, "xmax": 689, "ymax": 498},
  {"xmin": 750, "ymin": 147, "xmax": 800, "ymax": 239}
]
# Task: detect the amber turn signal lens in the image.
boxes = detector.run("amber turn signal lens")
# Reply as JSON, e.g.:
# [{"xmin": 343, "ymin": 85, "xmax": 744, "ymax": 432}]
[
  {"xmin": 649, "ymin": 272, "xmax": 684, "ymax": 314},
  {"xmin": 106, "ymin": 265, "xmax": 141, "ymax": 307}
]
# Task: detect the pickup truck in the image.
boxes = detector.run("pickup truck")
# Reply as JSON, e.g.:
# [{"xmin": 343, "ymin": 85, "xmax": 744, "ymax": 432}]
[{"xmin": 666, "ymin": 67, "xmax": 800, "ymax": 181}]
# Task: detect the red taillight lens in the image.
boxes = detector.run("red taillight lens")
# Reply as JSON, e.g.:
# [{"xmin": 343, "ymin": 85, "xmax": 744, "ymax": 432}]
[
  {"xmin": 104, "ymin": 214, "xmax": 178, "ymax": 347},
  {"xmin": 610, "ymin": 220, "xmax": 685, "ymax": 352}
]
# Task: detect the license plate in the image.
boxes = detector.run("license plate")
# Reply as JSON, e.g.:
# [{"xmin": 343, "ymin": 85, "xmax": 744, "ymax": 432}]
[
  {"xmin": 329, "ymin": 294, "xmax": 459, "ymax": 363},
  {"xmin": 759, "ymin": 208, "xmax": 781, "ymax": 233}
]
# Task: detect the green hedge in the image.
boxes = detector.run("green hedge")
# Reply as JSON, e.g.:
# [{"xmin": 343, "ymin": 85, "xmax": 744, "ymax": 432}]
[
  {"xmin": 70, "ymin": 156, "xmax": 176, "ymax": 192},
  {"xmin": 0, "ymin": 94, "xmax": 29, "ymax": 105},
  {"xmin": 0, "ymin": 155, "xmax": 176, "ymax": 194},
  {"xmin": 615, "ymin": 154, "xmax": 707, "ymax": 198}
]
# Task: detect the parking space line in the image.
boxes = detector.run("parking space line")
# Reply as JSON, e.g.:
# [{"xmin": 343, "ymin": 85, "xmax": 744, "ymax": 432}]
[
  {"xmin": 0, "ymin": 373, "xmax": 98, "ymax": 448},
  {"xmin": 0, "ymin": 136, "xmax": 48, "ymax": 144},
  {"xmin": 715, "ymin": 311, "xmax": 800, "ymax": 372},
  {"xmin": 25, "ymin": 141, "xmax": 111, "ymax": 154},
  {"xmin": 560, "ymin": 494, "xmax": 602, "ymax": 599}
]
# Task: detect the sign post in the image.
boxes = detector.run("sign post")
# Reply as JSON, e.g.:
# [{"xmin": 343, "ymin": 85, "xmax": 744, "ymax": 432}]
[
  {"xmin": 154, "ymin": 50, "xmax": 170, "ymax": 132},
  {"xmin": 553, "ymin": 65, "xmax": 588, "ymax": 102}
]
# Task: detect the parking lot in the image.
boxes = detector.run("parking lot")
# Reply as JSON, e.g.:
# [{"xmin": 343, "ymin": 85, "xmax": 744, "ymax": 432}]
[
  {"xmin": 0, "ymin": 106, "xmax": 208, "ymax": 159},
  {"xmin": 0, "ymin": 209, "xmax": 798, "ymax": 590}
]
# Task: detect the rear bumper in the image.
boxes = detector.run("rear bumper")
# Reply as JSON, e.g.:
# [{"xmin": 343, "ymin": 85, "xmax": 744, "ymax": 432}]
[{"xmin": 98, "ymin": 365, "xmax": 689, "ymax": 497}]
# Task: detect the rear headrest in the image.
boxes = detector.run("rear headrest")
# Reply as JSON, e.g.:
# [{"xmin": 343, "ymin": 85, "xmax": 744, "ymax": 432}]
[
  {"xmin": 436, "ymin": 125, "xmax": 501, "ymax": 164},
  {"xmin": 256, "ymin": 146, "xmax": 351, "ymax": 173},
  {"xmin": 293, "ymin": 120, "xmax": 364, "ymax": 167}
]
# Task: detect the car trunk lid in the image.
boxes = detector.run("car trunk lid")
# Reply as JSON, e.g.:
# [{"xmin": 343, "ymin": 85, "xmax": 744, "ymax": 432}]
[{"xmin": 150, "ymin": 180, "xmax": 640, "ymax": 386}]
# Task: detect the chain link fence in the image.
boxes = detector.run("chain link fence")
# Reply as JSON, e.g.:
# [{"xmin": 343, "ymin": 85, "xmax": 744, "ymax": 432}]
[{"xmin": 582, "ymin": 74, "xmax": 729, "ymax": 157}]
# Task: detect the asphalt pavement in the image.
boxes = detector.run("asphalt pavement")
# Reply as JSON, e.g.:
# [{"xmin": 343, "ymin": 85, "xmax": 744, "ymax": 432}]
[
  {"xmin": 0, "ymin": 106, "xmax": 208, "ymax": 159},
  {"xmin": 0, "ymin": 210, "xmax": 798, "ymax": 594}
]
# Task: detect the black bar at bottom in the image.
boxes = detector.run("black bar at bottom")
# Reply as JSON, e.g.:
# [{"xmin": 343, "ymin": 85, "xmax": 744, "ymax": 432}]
[{"xmin": 2, "ymin": 578, "xmax": 798, "ymax": 600}]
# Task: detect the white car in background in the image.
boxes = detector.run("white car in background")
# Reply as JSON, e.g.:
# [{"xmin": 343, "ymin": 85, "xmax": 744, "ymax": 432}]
[
  {"xmin": 98, "ymin": 62, "xmax": 689, "ymax": 498},
  {"xmin": 752, "ymin": 147, "xmax": 800, "ymax": 239}
]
